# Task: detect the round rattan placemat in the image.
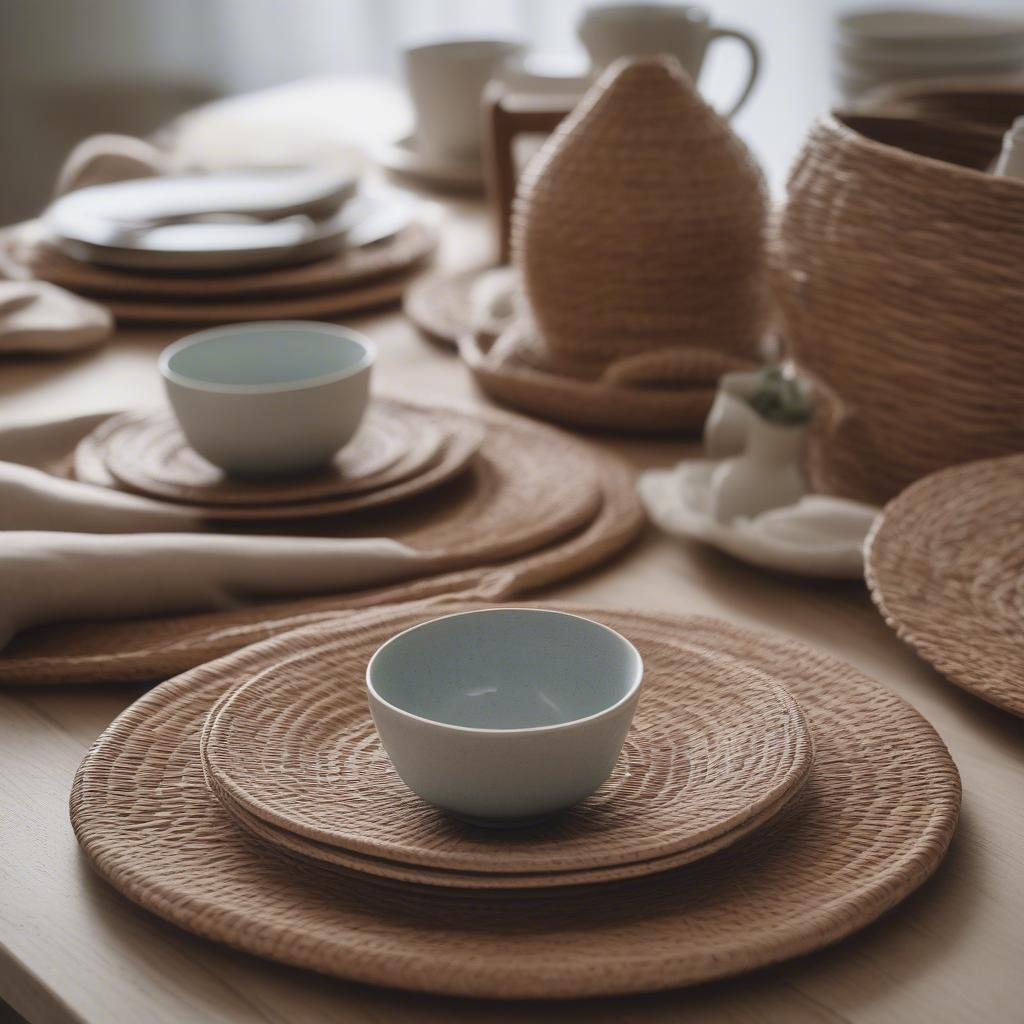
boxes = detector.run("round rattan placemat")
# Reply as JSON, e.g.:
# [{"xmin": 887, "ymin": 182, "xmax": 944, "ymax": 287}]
[
  {"xmin": 77, "ymin": 411, "xmax": 601, "ymax": 555},
  {"xmin": 73, "ymin": 413, "xmax": 484, "ymax": 522},
  {"xmin": 99, "ymin": 270, "xmax": 418, "ymax": 325},
  {"xmin": 865, "ymin": 454, "xmax": 1024, "ymax": 716},
  {"xmin": 95, "ymin": 403, "xmax": 443, "ymax": 506},
  {"xmin": 17, "ymin": 221, "xmax": 437, "ymax": 299},
  {"xmin": 71, "ymin": 604, "xmax": 960, "ymax": 998},
  {"xmin": 201, "ymin": 614, "xmax": 812, "ymax": 879},
  {"xmin": 461, "ymin": 327, "xmax": 715, "ymax": 434},
  {"xmin": 212, "ymin": 779, "xmax": 798, "ymax": 889},
  {"xmin": 402, "ymin": 265, "xmax": 493, "ymax": 347},
  {"xmin": 0, "ymin": 406, "xmax": 644, "ymax": 685}
]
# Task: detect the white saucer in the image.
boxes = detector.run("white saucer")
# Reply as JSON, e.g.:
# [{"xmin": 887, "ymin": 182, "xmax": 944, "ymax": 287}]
[
  {"xmin": 377, "ymin": 135, "xmax": 485, "ymax": 192},
  {"xmin": 638, "ymin": 461, "xmax": 879, "ymax": 579}
]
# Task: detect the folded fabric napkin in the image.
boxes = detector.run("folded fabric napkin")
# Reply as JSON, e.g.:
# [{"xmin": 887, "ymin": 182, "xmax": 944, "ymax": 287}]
[
  {"xmin": 0, "ymin": 279, "xmax": 113, "ymax": 355},
  {"xmin": 0, "ymin": 134, "xmax": 164, "ymax": 355},
  {"xmin": 0, "ymin": 413, "xmax": 448, "ymax": 650},
  {"xmin": 54, "ymin": 133, "xmax": 168, "ymax": 196},
  {"xmin": 0, "ymin": 531, "xmax": 436, "ymax": 653}
]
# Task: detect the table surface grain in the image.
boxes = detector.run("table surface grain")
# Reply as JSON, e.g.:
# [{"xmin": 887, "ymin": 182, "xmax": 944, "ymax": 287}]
[{"xmin": 1, "ymin": 106, "xmax": 1023, "ymax": 1024}]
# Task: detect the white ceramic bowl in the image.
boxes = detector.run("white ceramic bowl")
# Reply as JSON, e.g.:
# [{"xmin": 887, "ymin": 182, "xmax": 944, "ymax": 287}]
[
  {"xmin": 159, "ymin": 321, "xmax": 375, "ymax": 477},
  {"xmin": 366, "ymin": 608, "xmax": 644, "ymax": 825}
]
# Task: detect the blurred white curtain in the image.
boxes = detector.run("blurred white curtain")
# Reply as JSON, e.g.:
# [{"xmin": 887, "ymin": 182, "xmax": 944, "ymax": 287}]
[
  {"xmin": 211, "ymin": 0, "xmax": 587, "ymax": 91},
  {"xmin": 4, "ymin": 0, "xmax": 1024, "ymax": 220}
]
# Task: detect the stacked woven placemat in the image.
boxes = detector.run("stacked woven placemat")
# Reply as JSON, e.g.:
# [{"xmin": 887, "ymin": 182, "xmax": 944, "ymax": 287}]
[
  {"xmin": 71, "ymin": 602, "xmax": 960, "ymax": 998},
  {"xmin": 3, "ymin": 217, "xmax": 437, "ymax": 325},
  {"xmin": 0, "ymin": 398, "xmax": 644, "ymax": 685}
]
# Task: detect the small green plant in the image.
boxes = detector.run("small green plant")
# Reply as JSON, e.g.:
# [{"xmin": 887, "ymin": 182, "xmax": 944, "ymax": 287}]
[{"xmin": 745, "ymin": 366, "xmax": 811, "ymax": 426}]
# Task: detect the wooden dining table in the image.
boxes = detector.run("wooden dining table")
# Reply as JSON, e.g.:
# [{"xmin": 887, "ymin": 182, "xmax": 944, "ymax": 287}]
[{"xmin": 1, "ymin": 79, "xmax": 1022, "ymax": 1024}]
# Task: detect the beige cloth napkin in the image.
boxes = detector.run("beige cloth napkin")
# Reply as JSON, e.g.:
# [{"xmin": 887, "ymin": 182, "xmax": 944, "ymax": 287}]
[
  {"xmin": 0, "ymin": 413, "xmax": 447, "ymax": 650},
  {"xmin": 54, "ymin": 133, "xmax": 168, "ymax": 196},
  {"xmin": 0, "ymin": 279, "xmax": 113, "ymax": 354},
  {"xmin": 0, "ymin": 135, "xmax": 157, "ymax": 354}
]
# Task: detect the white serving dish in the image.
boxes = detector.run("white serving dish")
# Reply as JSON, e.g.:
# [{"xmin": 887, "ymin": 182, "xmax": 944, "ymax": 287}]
[
  {"xmin": 159, "ymin": 320, "xmax": 375, "ymax": 477},
  {"xmin": 639, "ymin": 461, "xmax": 879, "ymax": 579},
  {"xmin": 366, "ymin": 608, "xmax": 643, "ymax": 824}
]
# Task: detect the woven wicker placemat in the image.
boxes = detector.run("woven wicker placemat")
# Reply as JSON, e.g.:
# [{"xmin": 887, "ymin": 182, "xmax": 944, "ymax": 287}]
[
  {"xmin": 402, "ymin": 265, "xmax": 493, "ymax": 347},
  {"xmin": 71, "ymin": 604, "xmax": 960, "ymax": 998},
  {"xmin": 461, "ymin": 327, "xmax": 715, "ymax": 434},
  {"xmin": 865, "ymin": 454, "xmax": 1024, "ymax": 716},
  {"xmin": 73, "ymin": 411, "xmax": 483, "ymax": 521},
  {"xmin": 15, "ymin": 221, "xmax": 437, "ymax": 299},
  {"xmin": 91, "ymin": 402, "xmax": 443, "ymax": 506},
  {"xmin": 1, "ymin": 404, "xmax": 642, "ymax": 685},
  {"xmin": 100, "ymin": 271, "xmax": 417, "ymax": 325},
  {"xmin": 201, "ymin": 613, "xmax": 812, "ymax": 880},
  {"xmin": 212, "ymin": 778, "xmax": 797, "ymax": 889}
]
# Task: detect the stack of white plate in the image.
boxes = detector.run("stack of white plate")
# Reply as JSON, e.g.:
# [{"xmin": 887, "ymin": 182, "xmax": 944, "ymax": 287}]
[
  {"xmin": 835, "ymin": 7, "xmax": 1024, "ymax": 101},
  {"xmin": 42, "ymin": 165, "xmax": 408, "ymax": 273}
]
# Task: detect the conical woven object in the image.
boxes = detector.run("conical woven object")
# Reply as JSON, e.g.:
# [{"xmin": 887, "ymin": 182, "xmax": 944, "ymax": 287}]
[{"xmin": 511, "ymin": 56, "xmax": 768, "ymax": 376}]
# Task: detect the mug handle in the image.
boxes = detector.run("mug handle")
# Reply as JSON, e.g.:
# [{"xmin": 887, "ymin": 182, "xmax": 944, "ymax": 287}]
[{"xmin": 707, "ymin": 27, "xmax": 761, "ymax": 119}]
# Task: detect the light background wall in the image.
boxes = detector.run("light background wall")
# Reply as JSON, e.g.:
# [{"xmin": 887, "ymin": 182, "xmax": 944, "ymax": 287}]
[{"xmin": 0, "ymin": 0, "xmax": 1020, "ymax": 222}]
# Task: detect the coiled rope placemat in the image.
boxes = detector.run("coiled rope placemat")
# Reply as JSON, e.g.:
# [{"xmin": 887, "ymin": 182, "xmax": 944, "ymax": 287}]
[
  {"xmin": 200, "ymin": 614, "xmax": 813, "ymax": 886},
  {"xmin": 74, "ymin": 406, "xmax": 470, "ymax": 519},
  {"xmin": 0, "ymin": 407, "xmax": 644, "ymax": 685},
  {"xmin": 403, "ymin": 265, "xmax": 493, "ymax": 347},
  {"xmin": 10, "ymin": 221, "xmax": 438, "ymax": 300},
  {"xmin": 71, "ymin": 603, "xmax": 960, "ymax": 999},
  {"xmin": 209, "ymin": 780, "xmax": 797, "ymax": 890},
  {"xmin": 866, "ymin": 454, "xmax": 1024, "ymax": 717},
  {"xmin": 461, "ymin": 327, "xmax": 716, "ymax": 434},
  {"xmin": 86, "ymin": 400, "xmax": 443, "ymax": 506}
]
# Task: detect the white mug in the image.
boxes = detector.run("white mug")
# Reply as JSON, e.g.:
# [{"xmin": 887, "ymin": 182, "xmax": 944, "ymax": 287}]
[
  {"xmin": 404, "ymin": 39, "xmax": 525, "ymax": 165},
  {"xmin": 577, "ymin": 3, "xmax": 761, "ymax": 118}
]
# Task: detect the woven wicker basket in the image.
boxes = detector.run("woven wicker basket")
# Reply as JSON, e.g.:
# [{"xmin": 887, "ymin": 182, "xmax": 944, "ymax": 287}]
[
  {"xmin": 774, "ymin": 112, "xmax": 1024, "ymax": 504},
  {"xmin": 511, "ymin": 56, "xmax": 767, "ymax": 377},
  {"xmin": 855, "ymin": 75, "xmax": 1024, "ymax": 131}
]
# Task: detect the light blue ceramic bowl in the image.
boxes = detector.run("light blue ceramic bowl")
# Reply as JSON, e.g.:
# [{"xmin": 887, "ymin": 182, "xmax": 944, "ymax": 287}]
[
  {"xmin": 366, "ymin": 608, "xmax": 644, "ymax": 825},
  {"xmin": 159, "ymin": 320, "xmax": 376, "ymax": 477}
]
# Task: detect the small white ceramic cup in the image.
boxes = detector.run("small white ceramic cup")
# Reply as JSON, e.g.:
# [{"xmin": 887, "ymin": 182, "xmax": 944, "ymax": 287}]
[
  {"xmin": 159, "ymin": 320, "xmax": 376, "ymax": 477},
  {"xmin": 366, "ymin": 608, "xmax": 644, "ymax": 825},
  {"xmin": 577, "ymin": 3, "xmax": 760, "ymax": 118},
  {"xmin": 404, "ymin": 38, "xmax": 525, "ymax": 165}
]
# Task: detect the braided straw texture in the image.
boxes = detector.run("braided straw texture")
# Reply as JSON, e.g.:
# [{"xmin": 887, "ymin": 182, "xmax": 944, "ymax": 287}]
[
  {"xmin": 92, "ymin": 402, "xmax": 443, "ymax": 506},
  {"xmin": 854, "ymin": 76, "xmax": 1024, "ymax": 131},
  {"xmin": 15, "ymin": 221, "xmax": 437, "ymax": 299},
  {"xmin": 211, "ymin": 781, "xmax": 796, "ymax": 890},
  {"xmin": 74, "ymin": 408, "xmax": 481, "ymax": 521},
  {"xmin": 200, "ymin": 613, "xmax": 812, "ymax": 882},
  {"xmin": 0, "ymin": 407, "xmax": 643, "ymax": 685},
  {"xmin": 403, "ymin": 265, "xmax": 492, "ymax": 347},
  {"xmin": 71, "ymin": 604, "xmax": 960, "ymax": 999},
  {"xmin": 512, "ymin": 57, "xmax": 767, "ymax": 373},
  {"xmin": 97, "ymin": 271, "xmax": 417, "ymax": 325},
  {"xmin": 461, "ymin": 327, "xmax": 715, "ymax": 434},
  {"xmin": 866, "ymin": 454, "xmax": 1024, "ymax": 717},
  {"xmin": 774, "ymin": 113, "xmax": 1024, "ymax": 504}
]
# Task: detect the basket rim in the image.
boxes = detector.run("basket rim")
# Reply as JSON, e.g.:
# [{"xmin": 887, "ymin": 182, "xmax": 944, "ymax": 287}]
[{"xmin": 817, "ymin": 110, "xmax": 1024, "ymax": 192}]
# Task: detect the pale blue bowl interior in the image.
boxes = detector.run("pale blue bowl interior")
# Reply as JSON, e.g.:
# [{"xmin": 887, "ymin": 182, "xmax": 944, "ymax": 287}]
[
  {"xmin": 368, "ymin": 609, "xmax": 642, "ymax": 730},
  {"xmin": 165, "ymin": 325, "xmax": 370, "ymax": 389}
]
